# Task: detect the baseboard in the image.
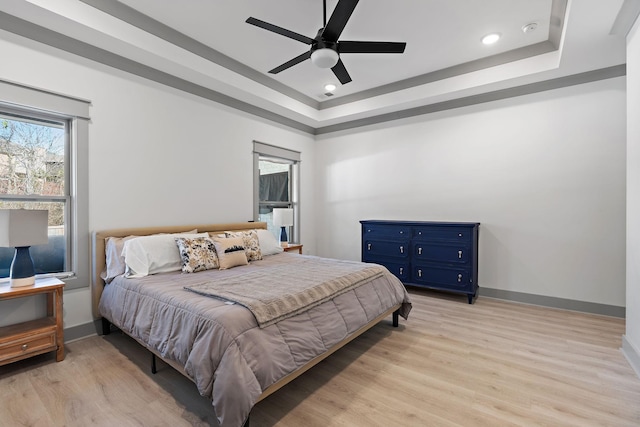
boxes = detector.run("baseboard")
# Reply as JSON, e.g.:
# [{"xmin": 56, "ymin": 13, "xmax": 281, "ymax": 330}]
[
  {"xmin": 622, "ymin": 336, "xmax": 640, "ymax": 378},
  {"xmin": 64, "ymin": 321, "xmax": 99, "ymax": 343},
  {"xmin": 479, "ymin": 287, "xmax": 625, "ymax": 318}
]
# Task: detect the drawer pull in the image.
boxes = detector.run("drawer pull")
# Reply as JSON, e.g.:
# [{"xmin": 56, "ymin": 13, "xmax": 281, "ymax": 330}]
[
  {"xmin": 418, "ymin": 269, "xmax": 422, "ymax": 278},
  {"xmin": 418, "ymin": 247, "xmax": 422, "ymax": 255},
  {"xmin": 458, "ymin": 274, "xmax": 463, "ymax": 282},
  {"xmin": 458, "ymin": 250, "xmax": 463, "ymax": 259},
  {"xmin": 367, "ymin": 243, "xmax": 372, "ymax": 251},
  {"xmin": 458, "ymin": 233, "xmax": 463, "ymax": 237},
  {"xmin": 400, "ymin": 246, "xmax": 404, "ymax": 254},
  {"xmin": 399, "ymin": 267, "xmax": 403, "ymax": 275},
  {"xmin": 21, "ymin": 344, "xmax": 28, "ymax": 351},
  {"xmin": 400, "ymin": 231, "xmax": 404, "ymax": 234}
]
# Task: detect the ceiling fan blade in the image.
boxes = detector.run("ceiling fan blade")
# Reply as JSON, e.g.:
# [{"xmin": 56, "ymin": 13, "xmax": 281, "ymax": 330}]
[
  {"xmin": 246, "ymin": 17, "xmax": 314, "ymax": 45},
  {"xmin": 331, "ymin": 59, "xmax": 352, "ymax": 84},
  {"xmin": 338, "ymin": 41, "xmax": 406, "ymax": 54},
  {"xmin": 322, "ymin": 0, "xmax": 359, "ymax": 42},
  {"xmin": 268, "ymin": 51, "xmax": 312, "ymax": 74}
]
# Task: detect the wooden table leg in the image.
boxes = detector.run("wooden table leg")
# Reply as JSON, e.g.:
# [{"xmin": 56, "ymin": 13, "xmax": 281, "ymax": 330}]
[{"xmin": 55, "ymin": 287, "xmax": 65, "ymax": 361}]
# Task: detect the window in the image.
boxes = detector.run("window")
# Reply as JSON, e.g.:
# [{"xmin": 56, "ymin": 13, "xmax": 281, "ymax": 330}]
[
  {"xmin": 253, "ymin": 141, "xmax": 300, "ymax": 242},
  {"xmin": 0, "ymin": 113, "xmax": 68, "ymax": 278},
  {"xmin": 0, "ymin": 79, "xmax": 89, "ymax": 289}
]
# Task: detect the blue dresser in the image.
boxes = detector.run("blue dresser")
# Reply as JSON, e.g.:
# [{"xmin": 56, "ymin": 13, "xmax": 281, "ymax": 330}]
[{"xmin": 361, "ymin": 220, "xmax": 480, "ymax": 303}]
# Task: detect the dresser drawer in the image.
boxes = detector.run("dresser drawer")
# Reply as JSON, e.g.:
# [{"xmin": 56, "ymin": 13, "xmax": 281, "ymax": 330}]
[
  {"xmin": 0, "ymin": 330, "xmax": 57, "ymax": 363},
  {"xmin": 412, "ymin": 243, "xmax": 470, "ymax": 264},
  {"xmin": 362, "ymin": 224, "xmax": 411, "ymax": 239},
  {"xmin": 363, "ymin": 239, "xmax": 410, "ymax": 259},
  {"xmin": 413, "ymin": 226, "xmax": 473, "ymax": 243},
  {"xmin": 370, "ymin": 261, "xmax": 410, "ymax": 281},
  {"xmin": 411, "ymin": 264, "xmax": 473, "ymax": 292}
]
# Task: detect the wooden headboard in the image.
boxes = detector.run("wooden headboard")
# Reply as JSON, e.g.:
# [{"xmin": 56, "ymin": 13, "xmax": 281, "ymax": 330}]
[{"xmin": 90, "ymin": 222, "xmax": 267, "ymax": 319}]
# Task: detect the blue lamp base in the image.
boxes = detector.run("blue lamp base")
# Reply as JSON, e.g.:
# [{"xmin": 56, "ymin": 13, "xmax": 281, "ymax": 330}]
[
  {"xmin": 279, "ymin": 226, "xmax": 288, "ymax": 245},
  {"xmin": 10, "ymin": 246, "xmax": 36, "ymax": 288}
]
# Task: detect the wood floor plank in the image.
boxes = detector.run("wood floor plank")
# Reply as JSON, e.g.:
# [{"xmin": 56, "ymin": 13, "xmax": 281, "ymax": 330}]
[{"xmin": 1, "ymin": 288, "xmax": 639, "ymax": 426}]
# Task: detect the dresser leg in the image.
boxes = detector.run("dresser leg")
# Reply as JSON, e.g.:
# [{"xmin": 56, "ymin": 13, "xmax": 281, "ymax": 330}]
[{"xmin": 467, "ymin": 294, "xmax": 474, "ymax": 304}]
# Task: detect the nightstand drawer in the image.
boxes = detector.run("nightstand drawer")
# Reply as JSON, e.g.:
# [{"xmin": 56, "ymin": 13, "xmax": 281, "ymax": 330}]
[{"xmin": 0, "ymin": 330, "xmax": 57, "ymax": 363}]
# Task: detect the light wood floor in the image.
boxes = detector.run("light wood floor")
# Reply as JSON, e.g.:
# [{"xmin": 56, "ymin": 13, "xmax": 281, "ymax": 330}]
[{"xmin": 1, "ymin": 288, "xmax": 639, "ymax": 427}]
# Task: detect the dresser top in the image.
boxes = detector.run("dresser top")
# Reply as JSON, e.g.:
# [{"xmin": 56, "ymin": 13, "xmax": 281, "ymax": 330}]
[{"xmin": 360, "ymin": 220, "xmax": 480, "ymax": 227}]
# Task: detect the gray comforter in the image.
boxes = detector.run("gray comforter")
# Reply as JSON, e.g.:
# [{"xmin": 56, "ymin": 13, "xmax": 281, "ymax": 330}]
[{"xmin": 99, "ymin": 253, "xmax": 412, "ymax": 427}]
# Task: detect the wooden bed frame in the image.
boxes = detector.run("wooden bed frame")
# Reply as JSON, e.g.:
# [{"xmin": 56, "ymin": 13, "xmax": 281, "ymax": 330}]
[{"xmin": 90, "ymin": 221, "xmax": 400, "ymax": 424}]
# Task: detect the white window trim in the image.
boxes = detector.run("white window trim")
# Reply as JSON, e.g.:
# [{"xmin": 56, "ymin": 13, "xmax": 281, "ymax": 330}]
[
  {"xmin": 0, "ymin": 79, "xmax": 90, "ymax": 290},
  {"xmin": 253, "ymin": 141, "xmax": 301, "ymax": 244}
]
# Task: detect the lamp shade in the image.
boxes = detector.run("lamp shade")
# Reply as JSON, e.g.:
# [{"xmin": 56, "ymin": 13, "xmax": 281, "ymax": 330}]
[
  {"xmin": 272, "ymin": 208, "xmax": 293, "ymax": 227},
  {"xmin": 0, "ymin": 209, "xmax": 49, "ymax": 247}
]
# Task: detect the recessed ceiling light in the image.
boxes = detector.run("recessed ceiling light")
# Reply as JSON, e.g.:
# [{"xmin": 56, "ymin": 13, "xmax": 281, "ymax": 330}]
[
  {"xmin": 324, "ymin": 83, "xmax": 336, "ymax": 92},
  {"xmin": 522, "ymin": 23, "xmax": 538, "ymax": 33},
  {"xmin": 481, "ymin": 33, "xmax": 501, "ymax": 45}
]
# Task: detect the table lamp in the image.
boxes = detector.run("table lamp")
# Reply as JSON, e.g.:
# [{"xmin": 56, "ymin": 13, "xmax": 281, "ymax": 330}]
[
  {"xmin": 272, "ymin": 208, "xmax": 293, "ymax": 246},
  {"xmin": 0, "ymin": 209, "xmax": 49, "ymax": 287}
]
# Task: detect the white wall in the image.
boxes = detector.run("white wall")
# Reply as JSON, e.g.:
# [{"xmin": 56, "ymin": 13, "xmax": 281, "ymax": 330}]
[
  {"xmin": 315, "ymin": 77, "xmax": 627, "ymax": 307},
  {"xmin": 625, "ymin": 18, "xmax": 640, "ymax": 373},
  {"xmin": 0, "ymin": 32, "xmax": 316, "ymax": 329},
  {"xmin": 0, "ymin": 29, "xmax": 629, "ymax": 332}
]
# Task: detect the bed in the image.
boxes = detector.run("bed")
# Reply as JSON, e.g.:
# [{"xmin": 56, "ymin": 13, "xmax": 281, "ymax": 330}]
[{"xmin": 91, "ymin": 222, "xmax": 411, "ymax": 427}]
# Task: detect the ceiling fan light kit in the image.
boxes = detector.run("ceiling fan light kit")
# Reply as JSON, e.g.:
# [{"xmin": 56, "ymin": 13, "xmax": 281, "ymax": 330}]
[
  {"xmin": 246, "ymin": 0, "xmax": 406, "ymax": 85},
  {"xmin": 311, "ymin": 48, "xmax": 339, "ymax": 68}
]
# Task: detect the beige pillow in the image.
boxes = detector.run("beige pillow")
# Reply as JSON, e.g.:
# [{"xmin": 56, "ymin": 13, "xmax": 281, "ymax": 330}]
[
  {"xmin": 225, "ymin": 230, "xmax": 262, "ymax": 261},
  {"xmin": 213, "ymin": 237, "xmax": 248, "ymax": 270}
]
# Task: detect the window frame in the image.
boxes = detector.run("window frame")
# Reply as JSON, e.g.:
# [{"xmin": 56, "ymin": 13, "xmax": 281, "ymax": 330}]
[
  {"xmin": 0, "ymin": 79, "xmax": 90, "ymax": 290},
  {"xmin": 253, "ymin": 141, "xmax": 300, "ymax": 243}
]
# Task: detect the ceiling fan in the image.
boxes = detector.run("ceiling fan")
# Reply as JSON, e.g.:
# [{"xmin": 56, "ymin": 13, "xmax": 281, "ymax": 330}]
[{"xmin": 246, "ymin": 0, "xmax": 406, "ymax": 85}]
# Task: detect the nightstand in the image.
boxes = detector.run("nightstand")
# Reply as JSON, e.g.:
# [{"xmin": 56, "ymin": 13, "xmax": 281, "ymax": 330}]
[
  {"xmin": 282, "ymin": 243, "xmax": 303, "ymax": 254},
  {"xmin": 0, "ymin": 277, "xmax": 65, "ymax": 366}
]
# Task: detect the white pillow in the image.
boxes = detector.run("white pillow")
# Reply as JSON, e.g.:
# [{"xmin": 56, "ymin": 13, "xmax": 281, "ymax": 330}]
[
  {"xmin": 257, "ymin": 229, "xmax": 284, "ymax": 256},
  {"xmin": 123, "ymin": 232, "xmax": 208, "ymax": 277}
]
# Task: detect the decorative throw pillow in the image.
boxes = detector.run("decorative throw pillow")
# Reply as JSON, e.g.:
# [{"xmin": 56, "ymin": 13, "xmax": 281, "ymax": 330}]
[
  {"xmin": 256, "ymin": 229, "xmax": 284, "ymax": 256},
  {"xmin": 174, "ymin": 236, "xmax": 219, "ymax": 273},
  {"xmin": 213, "ymin": 237, "xmax": 248, "ymax": 270},
  {"xmin": 225, "ymin": 230, "xmax": 263, "ymax": 261}
]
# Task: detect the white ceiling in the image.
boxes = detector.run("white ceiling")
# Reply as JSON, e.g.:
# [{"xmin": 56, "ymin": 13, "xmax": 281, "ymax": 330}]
[{"xmin": 0, "ymin": 0, "xmax": 634, "ymax": 133}]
